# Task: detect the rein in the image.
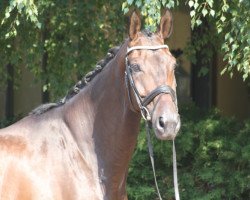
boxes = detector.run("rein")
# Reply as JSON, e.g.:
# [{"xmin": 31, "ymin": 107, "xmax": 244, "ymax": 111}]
[{"xmin": 125, "ymin": 45, "xmax": 180, "ymax": 200}]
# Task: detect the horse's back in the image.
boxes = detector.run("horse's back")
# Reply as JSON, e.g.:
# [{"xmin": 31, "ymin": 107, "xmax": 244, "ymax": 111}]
[{"xmin": 0, "ymin": 115, "xmax": 102, "ymax": 200}]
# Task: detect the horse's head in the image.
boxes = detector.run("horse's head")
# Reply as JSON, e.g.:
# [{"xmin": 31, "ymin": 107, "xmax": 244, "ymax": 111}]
[{"xmin": 125, "ymin": 10, "xmax": 180, "ymax": 140}]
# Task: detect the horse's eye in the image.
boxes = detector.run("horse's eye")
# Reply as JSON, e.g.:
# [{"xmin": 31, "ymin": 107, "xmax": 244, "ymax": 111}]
[{"xmin": 130, "ymin": 64, "xmax": 141, "ymax": 73}]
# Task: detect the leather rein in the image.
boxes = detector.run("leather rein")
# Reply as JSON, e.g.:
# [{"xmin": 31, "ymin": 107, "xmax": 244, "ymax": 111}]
[{"xmin": 125, "ymin": 45, "xmax": 180, "ymax": 200}]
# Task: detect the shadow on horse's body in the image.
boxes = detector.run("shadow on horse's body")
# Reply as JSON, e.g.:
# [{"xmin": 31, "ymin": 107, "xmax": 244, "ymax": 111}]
[{"xmin": 0, "ymin": 10, "xmax": 180, "ymax": 200}]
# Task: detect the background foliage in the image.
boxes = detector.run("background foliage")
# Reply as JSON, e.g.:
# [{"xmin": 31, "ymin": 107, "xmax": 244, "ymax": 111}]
[
  {"xmin": 1, "ymin": 0, "xmax": 125, "ymax": 99},
  {"xmin": 127, "ymin": 105, "xmax": 250, "ymax": 199},
  {"xmin": 0, "ymin": 0, "xmax": 250, "ymax": 101},
  {"xmin": 1, "ymin": 0, "xmax": 249, "ymax": 100}
]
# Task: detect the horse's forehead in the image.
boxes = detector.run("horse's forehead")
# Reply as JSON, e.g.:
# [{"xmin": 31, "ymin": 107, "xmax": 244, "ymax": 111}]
[
  {"xmin": 130, "ymin": 33, "xmax": 163, "ymax": 46},
  {"xmin": 130, "ymin": 33, "xmax": 172, "ymax": 57},
  {"xmin": 129, "ymin": 34, "xmax": 174, "ymax": 64}
]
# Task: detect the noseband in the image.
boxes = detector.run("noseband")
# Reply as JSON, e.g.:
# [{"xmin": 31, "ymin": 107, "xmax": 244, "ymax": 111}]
[{"xmin": 125, "ymin": 45, "xmax": 177, "ymax": 121}]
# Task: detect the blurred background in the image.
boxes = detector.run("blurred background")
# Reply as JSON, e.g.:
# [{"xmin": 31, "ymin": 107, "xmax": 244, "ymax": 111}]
[{"xmin": 0, "ymin": 0, "xmax": 249, "ymax": 199}]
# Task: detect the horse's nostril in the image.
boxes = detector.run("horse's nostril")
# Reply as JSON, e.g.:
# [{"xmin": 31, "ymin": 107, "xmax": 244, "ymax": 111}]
[{"xmin": 159, "ymin": 117, "xmax": 165, "ymax": 129}]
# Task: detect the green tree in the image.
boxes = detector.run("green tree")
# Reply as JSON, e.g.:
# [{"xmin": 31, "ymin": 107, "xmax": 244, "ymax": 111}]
[
  {"xmin": 1, "ymin": 0, "xmax": 125, "ymax": 101},
  {"xmin": 2, "ymin": 0, "xmax": 249, "ymax": 101}
]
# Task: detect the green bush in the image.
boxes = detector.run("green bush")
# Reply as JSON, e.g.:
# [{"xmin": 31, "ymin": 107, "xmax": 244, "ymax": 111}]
[{"xmin": 127, "ymin": 104, "xmax": 250, "ymax": 200}]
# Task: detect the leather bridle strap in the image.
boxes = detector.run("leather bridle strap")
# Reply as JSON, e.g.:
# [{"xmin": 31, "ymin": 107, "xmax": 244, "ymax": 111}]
[
  {"xmin": 127, "ymin": 45, "xmax": 169, "ymax": 54},
  {"xmin": 142, "ymin": 85, "xmax": 176, "ymax": 107},
  {"xmin": 146, "ymin": 123, "xmax": 180, "ymax": 200},
  {"xmin": 173, "ymin": 140, "xmax": 180, "ymax": 200}
]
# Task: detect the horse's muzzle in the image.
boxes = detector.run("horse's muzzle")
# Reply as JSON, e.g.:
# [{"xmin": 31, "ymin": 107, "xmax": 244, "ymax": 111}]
[
  {"xmin": 154, "ymin": 113, "xmax": 180, "ymax": 140},
  {"xmin": 152, "ymin": 95, "xmax": 180, "ymax": 140}
]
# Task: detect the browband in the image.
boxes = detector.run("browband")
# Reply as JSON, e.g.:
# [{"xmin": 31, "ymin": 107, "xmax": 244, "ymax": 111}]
[{"xmin": 126, "ymin": 45, "xmax": 169, "ymax": 55}]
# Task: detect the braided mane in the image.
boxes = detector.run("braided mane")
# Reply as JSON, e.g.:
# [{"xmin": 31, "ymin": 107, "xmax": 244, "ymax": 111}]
[{"xmin": 30, "ymin": 46, "xmax": 120, "ymax": 115}]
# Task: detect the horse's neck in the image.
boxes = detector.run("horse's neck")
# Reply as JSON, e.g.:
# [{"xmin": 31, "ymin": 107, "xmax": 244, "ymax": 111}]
[{"xmin": 63, "ymin": 42, "xmax": 141, "ymax": 197}]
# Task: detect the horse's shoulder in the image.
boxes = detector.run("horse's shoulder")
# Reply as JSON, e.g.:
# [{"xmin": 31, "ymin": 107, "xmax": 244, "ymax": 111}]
[{"xmin": 0, "ymin": 115, "xmax": 61, "ymax": 154}]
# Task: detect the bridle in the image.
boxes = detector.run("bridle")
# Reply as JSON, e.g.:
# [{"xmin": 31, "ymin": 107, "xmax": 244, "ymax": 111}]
[
  {"xmin": 125, "ymin": 45, "xmax": 177, "ymax": 121},
  {"xmin": 124, "ymin": 44, "xmax": 180, "ymax": 200}
]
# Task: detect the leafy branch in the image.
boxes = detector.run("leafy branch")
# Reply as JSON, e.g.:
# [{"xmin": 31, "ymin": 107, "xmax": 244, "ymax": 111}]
[
  {"xmin": 187, "ymin": 0, "xmax": 250, "ymax": 80},
  {"xmin": 1, "ymin": 0, "xmax": 41, "ymax": 39}
]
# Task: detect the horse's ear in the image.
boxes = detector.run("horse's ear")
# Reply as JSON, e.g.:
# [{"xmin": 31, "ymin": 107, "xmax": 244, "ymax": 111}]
[
  {"xmin": 129, "ymin": 11, "xmax": 141, "ymax": 40},
  {"xmin": 158, "ymin": 9, "xmax": 173, "ymax": 39}
]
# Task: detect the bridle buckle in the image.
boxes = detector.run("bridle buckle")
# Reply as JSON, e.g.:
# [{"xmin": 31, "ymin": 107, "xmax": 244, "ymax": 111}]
[{"xmin": 140, "ymin": 106, "xmax": 151, "ymax": 121}]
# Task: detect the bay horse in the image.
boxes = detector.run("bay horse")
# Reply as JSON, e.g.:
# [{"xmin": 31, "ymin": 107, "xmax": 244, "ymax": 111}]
[{"xmin": 0, "ymin": 10, "xmax": 180, "ymax": 200}]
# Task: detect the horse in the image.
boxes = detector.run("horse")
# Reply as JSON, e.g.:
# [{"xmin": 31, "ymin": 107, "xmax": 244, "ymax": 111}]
[{"xmin": 0, "ymin": 10, "xmax": 180, "ymax": 200}]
